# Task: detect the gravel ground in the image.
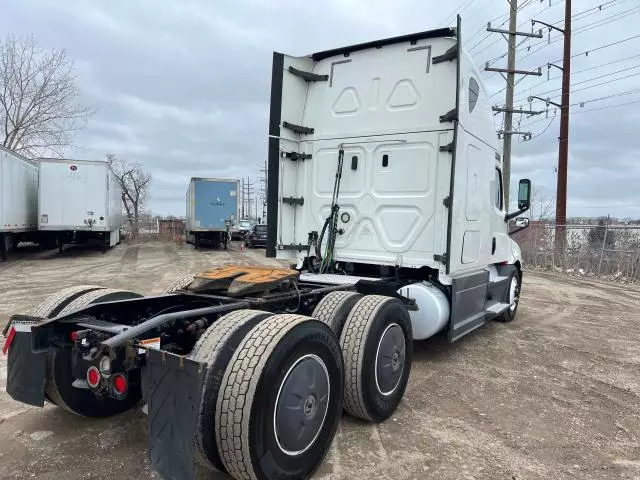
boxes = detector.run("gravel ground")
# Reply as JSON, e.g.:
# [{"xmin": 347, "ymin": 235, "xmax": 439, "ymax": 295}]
[{"xmin": 0, "ymin": 241, "xmax": 638, "ymax": 480}]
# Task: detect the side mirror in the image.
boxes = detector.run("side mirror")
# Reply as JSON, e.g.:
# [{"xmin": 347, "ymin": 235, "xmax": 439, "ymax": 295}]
[
  {"xmin": 515, "ymin": 217, "xmax": 529, "ymax": 228},
  {"xmin": 518, "ymin": 179, "xmax": 531, "ymax": 210}
]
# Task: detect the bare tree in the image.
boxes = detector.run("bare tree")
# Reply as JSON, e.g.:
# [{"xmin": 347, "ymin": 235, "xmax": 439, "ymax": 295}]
[
  {"xmin": 0, "ymin": 35, "xmax": 93, "ymax": 157},
  {"xmin": 529, "ymin": 187, "xmax": 555, "ymax": 222},
  {"xmin": 107, "ymin": 153, "xmax": 152, "ymax": 237}
]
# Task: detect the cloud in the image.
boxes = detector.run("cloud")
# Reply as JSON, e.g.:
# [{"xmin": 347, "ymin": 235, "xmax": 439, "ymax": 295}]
[{"xmin": 1, "ymin": 0, "xmax": 638, "ymax": 218}]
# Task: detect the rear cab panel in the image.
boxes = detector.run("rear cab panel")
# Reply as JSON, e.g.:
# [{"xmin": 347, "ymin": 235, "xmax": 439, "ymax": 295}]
[
  {"xmin": 268, "ymin": 25, "xmax": 511, "ymax": 278},
  {"xmin": 269, "ymin": 31, "xmax": 459, "ymax": 271}
]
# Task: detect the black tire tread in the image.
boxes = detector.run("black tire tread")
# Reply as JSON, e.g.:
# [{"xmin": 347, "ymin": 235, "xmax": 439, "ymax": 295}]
[
  {"xmin": 312, "ymin": 291, "xmax": 363, "ymax": 335},
  {"xmin": 57, "ymin": 288, "xmax": 136, "ymax": 316},
  {"xmin": 216, "ymin": 313, "xmax": 310, "ymax": 480},
  {"xmin": 45, "ymin": 351, "xmax": 73, "ymax": 414},
  {"xmin": 187, "ymin": 309, "xmax": 271, "ymax": 469},
  {"xmin": 31, "ymin": 285, "xmax": 105, "ymax": 318},
  {"xmin": 340, "ymin": 295, "xmax": 395, "ymax": 421},
  {"xmin": 45, "ymin": 287, "xmax": 141, "ymax": 416}
]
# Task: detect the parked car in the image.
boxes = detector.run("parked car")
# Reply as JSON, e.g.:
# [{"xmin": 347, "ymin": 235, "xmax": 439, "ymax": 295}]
[
  {"xmin": 245, "ymin": 223, "xmax": 267, "ymax": 248},
  {"xmin": 231, "ymin": 219, "xmax": 253, "ymax": 240}
]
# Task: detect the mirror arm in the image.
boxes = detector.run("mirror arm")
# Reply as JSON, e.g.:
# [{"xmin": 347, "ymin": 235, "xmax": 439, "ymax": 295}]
[{"xmin": 505, "ymin": 205, "xmax": 530, "ymax": 222}]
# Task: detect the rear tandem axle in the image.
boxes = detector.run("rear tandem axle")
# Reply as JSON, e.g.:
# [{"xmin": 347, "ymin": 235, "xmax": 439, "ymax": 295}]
[{"xmin": 4, "ymin": 266, "xmax": 416, "ymax": 480}]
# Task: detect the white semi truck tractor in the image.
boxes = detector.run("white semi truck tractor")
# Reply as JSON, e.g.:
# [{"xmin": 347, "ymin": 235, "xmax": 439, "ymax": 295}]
[{"xmin": 4, "ymin": 19, "xmax": 530, "ymax": 480}]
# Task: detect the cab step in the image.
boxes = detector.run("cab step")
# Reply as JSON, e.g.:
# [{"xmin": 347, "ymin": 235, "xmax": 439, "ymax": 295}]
[{"xmin": 485, "ymin": 302, "xmax": 509, "ymax": 316}]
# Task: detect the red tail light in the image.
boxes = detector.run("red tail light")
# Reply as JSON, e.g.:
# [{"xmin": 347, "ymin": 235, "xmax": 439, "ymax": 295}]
[
  {"xmin": 2, "ymin": 327, "xmax": 16, "ymax": 355},
  {"xmin": 70, "ymin": 331, "xmax": 78, "ymax": 342},
  {"xmin": 113, "ymin": 374, "xmax": 127, "ymax": 395},
  {"xmin": 87, "ymin": 366, "xmax": 101, "ymax": 388}
]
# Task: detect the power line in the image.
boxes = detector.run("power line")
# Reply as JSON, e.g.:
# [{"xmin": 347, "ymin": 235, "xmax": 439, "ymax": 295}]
[
  {"xmin": 441, "ymin": 0, "xmax": 477, "ymax": 27},
  {"xmin": 494, "ymin": 52, "xmax": 640, "ymax": 98},
  {"xmin": 486, "ymin": 1, "xmax": 638, "ymax": 64},
  {"xmin": 517, "ymin": 63, "xmax": 640, "ymax": 101},
  {"xmin": 467, "ymin": 10, "xmax": 511, "ymax": 44},
  {"xmin": 572, "ymin": 97, "xmax": 640, "ymax": 114},
  {"xmin": 473, "ymin": 0, "xmax": 552, "ymax": 57},
  {"xmin": 571, "ymin": 87, "xmax": 640, "ymax": 107},
  {"xmin": 519, "ymin": 91, "xmax": 640, "ymax": 130},
  {"xmin": 521, "ymin": 69, "xmax": 640, "ymax": 102},
  {"xmin": 521, "ymin": 109, "xmax": 557, "ymax": 142},
  {"xmin": 561, "ymin": 31, "xmax": 640, "ymax": 62}
]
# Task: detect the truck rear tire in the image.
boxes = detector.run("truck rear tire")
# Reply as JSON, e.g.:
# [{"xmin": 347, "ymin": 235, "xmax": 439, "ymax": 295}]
[
  {"xmin": 165, "ymin": 273, "xmax": 196, "ymax": 293},
  {"xmin": 57, "ymin": 288, "xmax": 142, "ymax": 316},
  {"xmin": 32, "ymin": 285, "xmax": 106, "ymax": 318},
  {"xmin": 45, "ymin": 288, "xmax": 143, "ymax": 417},
  {"xmin": 188, "ymin": 309, "xmax": 273, "ymax": 471},
  {"xmin": 312, "ymin": 291, "xmax": 363, "ymax": 337},
  {"xmin": 216, "ymin": 314, "xmax": 343, "ymax": 480},
  {"xmin": 46, "ymin": 347, "xmax": 141, "ymax": 417},
  {"xmin": 340, "ymin": 295, "xmax": 413, "ymax": 422},
  {"xmin": 28, "ymin": 284, "xmax": 109, "ymax": 404},
  {"xmin": 0, "ymin": 233, "xmax": 8, "ymax": 261}
]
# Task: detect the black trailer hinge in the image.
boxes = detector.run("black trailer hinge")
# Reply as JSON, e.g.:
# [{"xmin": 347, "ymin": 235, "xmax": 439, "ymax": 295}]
[
  {"xmin": 288, "ymin": 66, "xmax": 329, "ymax": 82},
  {"xmin": 434, "ymin": 253, "xmax": 447, "ymax": 263},
  {"xmin": 439, "ymin": 108, "xmax": 457, "ymax": 123},
  {"xmin": 282, "ymin": 196, "xmax": 304, "ymax": 206},
  {"xmin": 283, "ymin": 121, "xmax": 314, "ymax": 135},
  {"xmin": 439, "ymin": 142, "xmax": 454, "ymax": 153},
  {"xmin": 433, "ymin": 44, "xmax": 458, "ymax": 64},
  {"xmin": 283, "ymin": 151, "xmax": 312, "ymax": 161},
  {"xmin": 277, "ymin": 243, "xmax": 308, "ymax": 252},
  {"xmin": 443, "ymin": 196, "xmax": 451, "ymax": 208}
]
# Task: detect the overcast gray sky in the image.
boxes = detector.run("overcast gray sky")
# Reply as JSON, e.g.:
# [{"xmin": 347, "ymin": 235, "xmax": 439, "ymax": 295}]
[{"xmin": 2, "ymin": 0, "xmax": 639, "ymax": 219}]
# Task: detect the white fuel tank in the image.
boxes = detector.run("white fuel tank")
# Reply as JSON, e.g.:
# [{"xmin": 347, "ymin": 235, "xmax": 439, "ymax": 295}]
[{"xmin": 397, "ymin": 282, "xmax": 450, "ymax": 340}]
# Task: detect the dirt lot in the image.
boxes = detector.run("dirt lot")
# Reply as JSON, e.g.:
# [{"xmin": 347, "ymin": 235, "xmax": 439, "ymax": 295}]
[{"xmin": 0, "ymin": 241, "xmax": 639, "ymax": 480}]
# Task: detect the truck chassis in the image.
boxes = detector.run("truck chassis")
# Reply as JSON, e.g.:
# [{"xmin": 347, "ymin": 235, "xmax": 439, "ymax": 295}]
[{"xmin": 4, "ymin": 265, "xmax": 457, "ymax": 480}]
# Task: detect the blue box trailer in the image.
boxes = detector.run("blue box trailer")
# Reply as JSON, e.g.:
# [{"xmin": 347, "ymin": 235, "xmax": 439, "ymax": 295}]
[{"xmin": 185, "ymin": 177, "xmax": 240, "ymax": 249}]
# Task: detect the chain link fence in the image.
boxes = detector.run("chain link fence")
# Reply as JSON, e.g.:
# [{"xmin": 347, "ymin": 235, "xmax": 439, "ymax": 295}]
[{"xmin": 513, "ymin": 222, "xmax": 640, "ymax": 282}]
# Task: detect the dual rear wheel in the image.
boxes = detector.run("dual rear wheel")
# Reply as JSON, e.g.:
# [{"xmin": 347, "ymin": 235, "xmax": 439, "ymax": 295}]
[
  {"xmin": 30, "ymin": 285, "xmax": 143, "ymax": 416},
  {"xmin": 29, "ymin": 283, "xmax": 413, "ymax": 480},
  {"xmin": 188, "ymin": 292, "xmax": 413, "ymax": 479},
  {"xmin": 313, "ymin": 292, "xmax": 413, "ymax": 422},
  {"xmin": 190, "ymin": 310, "xmax": 344, "ymax": 479}
]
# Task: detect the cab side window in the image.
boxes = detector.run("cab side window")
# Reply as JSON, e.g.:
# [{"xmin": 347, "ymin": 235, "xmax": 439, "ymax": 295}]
[
  {"xmin": 469, "ymin": 77, "xmax": 480, "ymax": 113},
  {"xmin": 495, "ymin": 168, "xmax": 503, "ymax": 210}
]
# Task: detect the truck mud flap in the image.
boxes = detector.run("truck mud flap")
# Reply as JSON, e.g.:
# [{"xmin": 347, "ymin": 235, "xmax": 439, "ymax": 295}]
[
  {"xmin": 6, "ymin": 326, "xmax": 47, "ymax": 407},
  {"xmin": 146, "ymin": 349, "xmax": 207, "ymax": 480}
]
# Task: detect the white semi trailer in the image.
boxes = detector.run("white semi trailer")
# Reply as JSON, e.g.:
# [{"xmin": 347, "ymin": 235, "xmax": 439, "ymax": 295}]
[
  {"xmin": 37, "ymin": 158, "xmax": 124, "ymax": 252},
  {"xmin": 0, "ymin": 145, "xmax": 39, "ymax": 260},
  {"xmin": 5, "ymin": 20, "xmax": 531, "ymax": 480}
]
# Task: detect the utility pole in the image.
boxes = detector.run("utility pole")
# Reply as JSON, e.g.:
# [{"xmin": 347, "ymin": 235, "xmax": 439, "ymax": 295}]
[
  {"xmin": 485, "ymin": 2, "xmax": 543, "ymax": 208},
  {"xmin": 258, "ymin": 160, "xmax": 268, "ymax": 223},
  {"xmin": 530, "ymin": 0, "xmax": 571, "ymax": 252},
  {"xmin": 556, "ymin": 0, "xmax": 572, "ymax": 252},
  {"xmin": 241, "ymin": 178, "xmax": 245, "ymax": 219},
  {"xmin": 245, "ymin": 177, "xmax": 253, "ymax": 221},
  {"xmin": 503, "ymin": 0, "xmax": 518, "ymax": 207},
  {"xmin": 262, "ymin": 159, "xmax": 268, "ymax": 221}
]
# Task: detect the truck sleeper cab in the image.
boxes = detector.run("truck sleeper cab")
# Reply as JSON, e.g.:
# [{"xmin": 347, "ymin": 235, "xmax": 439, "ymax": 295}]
[{"xmin": 4, "ymin": 19, "xmax": 530, "ymax": 480}]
